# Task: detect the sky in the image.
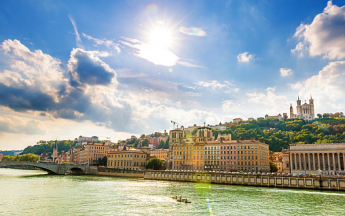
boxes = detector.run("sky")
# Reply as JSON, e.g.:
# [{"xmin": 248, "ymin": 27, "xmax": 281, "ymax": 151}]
[{"xmin": 1, "ymin": 0, "xmax": 345, "ymax": 150}]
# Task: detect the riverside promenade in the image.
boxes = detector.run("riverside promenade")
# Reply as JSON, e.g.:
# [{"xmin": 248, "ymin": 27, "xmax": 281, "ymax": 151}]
[{"xmin": 98, "ymin": 168, "xmax": 345, "ymax": 191}]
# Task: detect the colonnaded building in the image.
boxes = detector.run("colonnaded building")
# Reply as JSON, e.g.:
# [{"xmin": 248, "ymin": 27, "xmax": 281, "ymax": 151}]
[
  {"xmin": 168, "ymin": 127, "xmax": 270, "ymax": 172},
  {"xmin": 288, "ymin": 143, "xmax": 345, "ymax": 175}
]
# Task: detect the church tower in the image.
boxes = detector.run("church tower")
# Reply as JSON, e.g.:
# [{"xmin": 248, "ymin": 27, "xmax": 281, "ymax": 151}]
[
  {"xmin": 290, "ymin": 103, "xmax": 294, "ymax": 119},
  {"xmin": 309, "ymin": 94, "xmax": 315, "ymax": 118},
  {"xmin": 52, "ymin": 140, "xmax": 58, "ymax": 162},
  {"xmin": 296, "ymin": 95, "xmax": 302, "ymax": 117}
]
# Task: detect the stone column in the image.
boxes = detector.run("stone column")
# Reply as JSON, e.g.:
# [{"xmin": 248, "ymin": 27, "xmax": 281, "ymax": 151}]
[
  {"xmin": 290, "ymin": 153, "xmax": 293, "ymax": 170},
  {"xmin": 294, "ymin": 153, "xmax": 297, "ymax": 171},
  {"xmin": 308, "ymin": 153, "xmax": 311, "ymax": 170},
  {"xmin": 332, "ymin": 153, "xmax": 336, "ymax": 172},
  {"xmin": 298, "ymin": 153, "xmax": 302, "ymax": 170},
  {"xmin": 313, "ymin": 153, "xmax": 316, "ymax": 170},
  {"xmin": 338, "ymin": 153, "xmax": 341, "ymax": 171},
  {"xmin": 343, "ymin": 153, "xmax": 345, "ymax": 172},
  {"xmin": 322, "ymin": 153, "xmax": 325, "ymax": 171},
  {"xmin": 318, "ymin": 153, "xmax": 320, "ymax": 170},
  {"xmin": 303, "ymin": 153, "xmax": 306, "ymax": 171},
  {"xmin": 327, "ymin": 153, "xmax": 331, "ymax": 173}
]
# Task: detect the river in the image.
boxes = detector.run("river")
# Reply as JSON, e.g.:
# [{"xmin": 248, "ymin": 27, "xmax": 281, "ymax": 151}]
[{"xmin": 0, "ymin": 168, "xmax": 345, "ymax": 215}]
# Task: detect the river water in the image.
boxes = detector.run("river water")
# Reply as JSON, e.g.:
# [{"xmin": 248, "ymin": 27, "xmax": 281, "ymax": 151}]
[{"xmin": 1, "ymin": 169, "xmax": 345, "ymax": 216}]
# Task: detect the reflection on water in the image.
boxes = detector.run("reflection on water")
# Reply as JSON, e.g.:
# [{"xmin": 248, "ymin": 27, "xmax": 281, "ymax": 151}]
[{"xmin": 1, "ymin": 168, "xmax": 345, "ymax": 216}]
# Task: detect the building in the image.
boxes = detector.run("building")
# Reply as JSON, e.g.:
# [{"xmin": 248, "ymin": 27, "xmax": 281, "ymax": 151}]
[
  {"xmin": 170, "ymin": 127, "xmax": 205, "ymax": 171},
  {"xmin": 288, "ymin": 143, "xmax": 345, "ymax": 175},
  {"xmin": 0, "ymin": 153, "xmax": 4, "ymax": 161},
  {"xmin": 78, "ymin": 135, "xmax": 99, "ymax": 144},
  {"xmin": 150, "ymin": 148, "xmax": 169, "ymax": 161},
  {"xmin": 290, "ymin": 95, "xmax": 315, "ymax": 121},
  {"xmin": 170, "ymin": 126, "xmax": 269, "ymax": 172},
  {"xmin": 233, "ymin": 118, "xmax": 242, "ymax": 123},
  {"xmin": 149, "ymin": 137, "xmax": 159, "ymax": 146},
  {"xmin": 270, "ymin": 152, "xmax": 284, "ymax": 173},
  {"xmin": 236, "ymin": 138, "xmax": 270, "ymax": 172},
  {"xmin": 219, "ymin": 134, "xmax": 237, "ymax": 171},
  {"xmin": 78, "ymin": 142, "xmax": 110, "ymax": 165},
  {"xmin": 107, "ymin": 148, "xmax": 150, "ymax": 170},
  {"xmin": 265, "ymin": 114, "xmax": 282, "ymax": 120}
]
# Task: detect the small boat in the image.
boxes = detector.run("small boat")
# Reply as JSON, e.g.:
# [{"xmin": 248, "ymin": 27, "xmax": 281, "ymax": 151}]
[{"xmin": 184, "ymin": 200, "xmax": 192, "ymax": 203}]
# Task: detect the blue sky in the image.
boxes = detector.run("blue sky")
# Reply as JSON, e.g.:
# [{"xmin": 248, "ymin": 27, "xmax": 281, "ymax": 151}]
[{"xmin": 1, "ymin": 0, "xmax": 345, "ymax": 150}]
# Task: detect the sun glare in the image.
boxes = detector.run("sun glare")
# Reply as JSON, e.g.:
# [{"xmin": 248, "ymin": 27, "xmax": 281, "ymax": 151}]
[{"xmin": 149, "ymin": 27, "xmax": 172, "ymax": 49}]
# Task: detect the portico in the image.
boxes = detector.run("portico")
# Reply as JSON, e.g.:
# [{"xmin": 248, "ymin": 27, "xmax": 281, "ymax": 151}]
[{"xmin": 290, "ymin": 143, "xmax": 345, "ymax": 175}]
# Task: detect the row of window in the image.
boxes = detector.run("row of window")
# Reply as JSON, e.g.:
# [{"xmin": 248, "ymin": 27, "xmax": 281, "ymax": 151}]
[
  {"xmin": 174, "ymin": 151, "xmax": 203, "ymax": 155},
  {"xmin": 174, "ymin": 156, "xmax": 202, "ymax": 160},
  {"xmin": 108, "ymin": 154, "xmax": 146, "ymax": 158},
  {"xmin": 108, "ymin": 160, "xmax": 145, "ymax": 167},
  {"xmin": 174, "ymin": 146, "xmax": 202, "ymax": 150},
  {"xmin": 238, "ymin": 151, "xmax": 258, "ymax": 155}
]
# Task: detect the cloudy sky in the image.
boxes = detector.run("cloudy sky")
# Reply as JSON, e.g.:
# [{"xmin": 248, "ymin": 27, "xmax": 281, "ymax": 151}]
[{"xmin": 1, "ymin": 0, "xmax": 345, "ymax": 150}]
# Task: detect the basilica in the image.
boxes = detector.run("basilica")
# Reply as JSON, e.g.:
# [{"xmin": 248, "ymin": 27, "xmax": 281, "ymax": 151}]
[{"xmin": 290, "ymin": 95, "xmax": 315, "ymax": 121}]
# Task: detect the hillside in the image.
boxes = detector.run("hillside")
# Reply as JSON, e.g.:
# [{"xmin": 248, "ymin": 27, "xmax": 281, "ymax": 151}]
[
  {"xmin": 21, "ymin": 140, "xmax": 79, "ymax": 155},
  {"xmin": 212, "ymin": 117, "xmax": 345, "ymax": 152}
]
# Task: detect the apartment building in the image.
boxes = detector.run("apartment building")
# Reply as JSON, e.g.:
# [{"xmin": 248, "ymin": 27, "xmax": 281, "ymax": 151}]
[{"xmin": 107, "ymin": 150, "xmax": 148, "ymax": 170}]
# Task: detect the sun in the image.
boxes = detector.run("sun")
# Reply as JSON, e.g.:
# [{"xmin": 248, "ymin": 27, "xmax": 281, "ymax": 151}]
[{"xmin": 149, "ymin": 27, "xmax": 172, "ymax": 49}]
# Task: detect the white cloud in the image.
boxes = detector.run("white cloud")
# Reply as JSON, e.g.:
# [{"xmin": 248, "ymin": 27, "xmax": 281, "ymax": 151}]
[
  {"xmin": 120, "ymin": 37, "xmax": 179, "ymax": 67},
  {"xmin": 292, "ymin": 1, "xmax": 345, "ymax": 60},
  {"xmin": 280, "ymin": 68, "xmax": 293, "ymax": 77},
  {"xmin": 179, "ymin": 27, "xmax": 206, "ymax": 37},
  {"xmin": 237, "ymin": 52, "xmax": 253, "ymax": 63},
  {"xmin": 177, "ymin": 61, "xmax": 204, "ymax": 68},
  {"xmin": 291, "ymin": 61, "xmax": 345, "ymax": 112},
  {"xmin": 247, "ymin": 87, "xmax": 288, "ymax": 115},
  {"xmin": 0, "ymin": 39, "xmax": 68, "ymax": 103},
  {"xmin": 222, "ymin": 100, "xmax": 241, "ymax": 113},
  {"xmin": 69, "ymin": 16, "xmax": 83, "ymax": 48},
  {"xmin": 82, "ymin": 33, "xmax": 120, "ymax": 53},
  {"xmin": 195, "ymin": 80, "xmax": 227, "ymax": 89},
  {"xmin": 0, "ymin": 115, "xmax": 46, "ymax": 135}
]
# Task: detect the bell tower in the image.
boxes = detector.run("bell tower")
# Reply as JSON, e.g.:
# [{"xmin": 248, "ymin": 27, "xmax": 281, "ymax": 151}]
[{"xmin": 290, "ymin": 103, "xmax": 294, "ymax": 119}]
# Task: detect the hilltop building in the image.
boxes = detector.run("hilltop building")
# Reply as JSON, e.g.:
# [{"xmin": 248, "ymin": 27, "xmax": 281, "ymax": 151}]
[{"xmin": 290, "ymin": 95, "xmax": 315, "ymax": 121}]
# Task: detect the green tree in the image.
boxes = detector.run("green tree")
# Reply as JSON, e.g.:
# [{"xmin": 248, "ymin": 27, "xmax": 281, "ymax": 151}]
[
  {"xmin": 142, "ymin": 139, "xmax": 149, "ymax": 147},
  {"xmin": 191, "ymin": 128, "xmax": 198, "ymax": 136},
  {"xmin": 98, "ymin": 156, "xmax": 107, "ymax": 166},
  {"xmin": 157, "ymin": 140, "xmax": 165, "ymax": 149},
  {"xmin": 2, "ymin": 153, "xmax": 40, "ymax": 162},
  {"xmin": 269, "ymin": 160, "xmax": 278, "ymax": 172},
  {"xmin": 146, "ymin": 158, "xmax": 164, "ymax": 170},
  {"xmin": 317, "ymin": 114, "xmax": 322, "ymax": 119},
  {"xmin": 140, "ymin": 134, "xmax": 145, "ymax": 139}
]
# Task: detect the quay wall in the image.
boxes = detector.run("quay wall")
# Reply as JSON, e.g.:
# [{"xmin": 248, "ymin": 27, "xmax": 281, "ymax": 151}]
[
  {"xmin": 97, "ymin": 167, "xmax": 144, "ymax": 178},
  {"xmin": 143, "ymin": 171, "xmax": 345, "ymax": 191}
]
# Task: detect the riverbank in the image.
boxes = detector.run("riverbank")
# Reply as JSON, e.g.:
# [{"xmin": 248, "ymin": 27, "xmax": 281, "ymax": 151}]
[{"xmin": 97, "ymin": 167, "xmax": 345, "ymax": 191}]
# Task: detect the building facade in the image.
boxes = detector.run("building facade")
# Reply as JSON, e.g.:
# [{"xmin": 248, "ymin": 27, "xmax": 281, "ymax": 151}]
[
  {"xmin": 236, "ymin": 139, "xmax": 270, "ymax": 172},
  {"xmin": 107, "ymin": 150, "xmax": 148, "ymax": 170},
  {"xmin": 170, "ymin": 127, "xmax": 270, "ymax": 172},
  {"xmin": 289, "ymin": 143, "xmax": 345, "ymax": 175},
  {"xmin": 150, "ymin": 148, "xmax": 169, "ymax": 161},
  {"xmin": 78, "ymin": 142, "xmax": 110, "ymax": 165}
]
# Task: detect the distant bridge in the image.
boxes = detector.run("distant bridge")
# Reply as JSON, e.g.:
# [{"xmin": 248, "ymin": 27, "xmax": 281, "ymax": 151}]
[{"xmin": 0, "ymin": 161, "xmax": 97, "ymax": 175}]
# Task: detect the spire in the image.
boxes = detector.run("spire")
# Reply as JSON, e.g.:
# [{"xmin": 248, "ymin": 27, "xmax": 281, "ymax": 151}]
[
  {"xmin": 298, "ymin": 94, "xmax": 300, "ymax": 100},
  {"xmin": 55, "ymin": 140, "xmax": 58, "ymax": 150},
  {"xmin": 310, "ymin": 93, "xmax": 312, "ymax": 99}
]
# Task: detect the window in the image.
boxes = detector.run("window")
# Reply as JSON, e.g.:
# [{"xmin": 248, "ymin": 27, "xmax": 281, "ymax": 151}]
[
  {"xmin": 255, "ymin": 146, "xmax": 257, "ymax": 149},
  {"xmin": 244, "ymin": 146, "xmax": 246, "ymax": 149},
  {"xmin": 241, "ymin": 146, "xmax": 243, "ymax": 149}
]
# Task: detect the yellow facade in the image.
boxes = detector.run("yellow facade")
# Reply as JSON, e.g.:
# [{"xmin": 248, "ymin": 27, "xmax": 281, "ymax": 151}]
[
  {"xmin": 236, "ymin": 140, "xmax": 270, "ymax": 172},
  {"xmin": 150, "ymin": 149, "xmax": 169, "ymax": 161},
  {"xmin": 107, "ymin": 150, "xmax": 147, "ymax": 170}
]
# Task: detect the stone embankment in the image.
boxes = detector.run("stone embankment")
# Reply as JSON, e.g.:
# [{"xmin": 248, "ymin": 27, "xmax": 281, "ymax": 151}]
[{"xmin": 97, "ymin": 168, "xmax": 345, "ymax": 191}]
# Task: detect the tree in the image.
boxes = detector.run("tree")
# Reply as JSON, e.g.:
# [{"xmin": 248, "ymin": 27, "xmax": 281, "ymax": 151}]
[
  {"xmin": 1, "ymin": 153, "xmax": 40, "ymax": 162},
  {"xmin": 191, "ymin": 128, "xmax": 198, "ymax": 136},
  {"xmin": 146, "ymin": 158, "xmax": 164, "ymax": 170},
  {"xmin": 317, "ymin": 114, "xmax": 322, "ymax": 119},
  {"xmin": 157, "ymin": 140, "xmax": 165, "ymax": 149},
  {"xmin": 142, "ymin": 139, "xmax": 149, "ymax": 147},
  {"xmin": 269, "ymin": 160, "xmax": 278, "ymax": 172},
  {"xmin": 140, "ymin": 134, "xmax": 145, "ymax": 139}
]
